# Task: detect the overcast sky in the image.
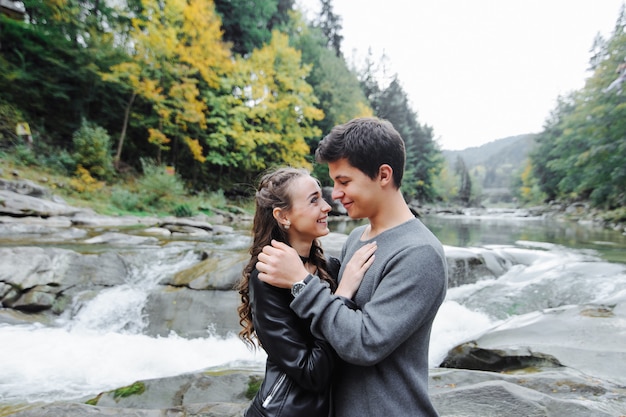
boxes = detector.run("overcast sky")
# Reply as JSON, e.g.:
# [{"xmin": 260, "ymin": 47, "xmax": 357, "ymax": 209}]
[{"xmin": 298, "ymin": 0, "xmax": 625, "ymax": 150}]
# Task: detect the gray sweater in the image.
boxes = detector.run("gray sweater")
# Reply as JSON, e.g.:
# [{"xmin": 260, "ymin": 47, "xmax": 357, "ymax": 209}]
[{"xmin": 291, "ymin": 218, "xmax": 448, "ymax": 417}]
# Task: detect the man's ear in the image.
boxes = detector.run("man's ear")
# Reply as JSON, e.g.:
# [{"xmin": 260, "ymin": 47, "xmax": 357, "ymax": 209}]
[{"xmin": 378, "ymin": 164, "xmax": 394, "ymax": 187}]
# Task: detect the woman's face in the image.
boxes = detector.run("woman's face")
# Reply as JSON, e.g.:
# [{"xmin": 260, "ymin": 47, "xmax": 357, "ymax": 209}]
[{"xmin": 285, "ymin": 175, "xmax": 332, "ymax": 242}]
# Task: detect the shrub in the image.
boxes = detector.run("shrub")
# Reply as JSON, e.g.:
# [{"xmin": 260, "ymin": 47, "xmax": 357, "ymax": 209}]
[
  {"xmin": 172, "ymin": 204, "xmax": 194, "ymax": 217},
  {"xmin": 137, "ymin": 159, "xmax": 186, "ymax": 211},
  {"xmin": 39, "ymin": 147, "xmax": 76, "ymax": 175},
  {"xmin": 69, "ymin": 165, "xmax": 105, "ymax": 194},
  {"xmin": 72, "ymin": 119, "xmax": 114, "ymax": 180},
  {"xmin": 0, "ymin": 100, "xmax": 24, "ymax": 146},
  {"xmin": 10, "ymin": 144, "xmax": 37, "ymax": 165},
  {"xmin": 110, "ymin": 186, "xmax": 141, "ymax": 212}
]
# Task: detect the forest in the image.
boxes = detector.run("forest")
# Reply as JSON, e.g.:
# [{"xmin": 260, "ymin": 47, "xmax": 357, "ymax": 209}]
[
  {"xmin": 524, "ymin": 7, "xmax": 626, "ymax": 211},
  {"xmin": 0, "ymin": 0, "xmax": 440, "ymax": 204},
  {"xmin": 0, "ymin": 0, "xmax": 624, "ymax": 216}
]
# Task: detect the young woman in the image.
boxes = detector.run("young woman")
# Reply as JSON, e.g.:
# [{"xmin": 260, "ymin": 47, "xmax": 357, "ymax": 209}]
[{"xmin": 236, "ymin": 167, "xmax": 375, "ymax": 417}]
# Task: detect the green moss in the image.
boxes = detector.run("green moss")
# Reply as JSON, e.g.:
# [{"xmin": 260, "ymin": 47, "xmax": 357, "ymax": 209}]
[
  {"xmin": 246, "ymin": 376, "xmax": 263, "ymax": 400},
  {"xmin": 85, "ymin": 394, "xmax": 101, "ymax": 406},
  {"xmin": 246, "ymin": 375, "xmax": 263, "ymax": 400},
  {"xmin": 113, "ymin": 381, "xmax": 146, "ymax": 399}
]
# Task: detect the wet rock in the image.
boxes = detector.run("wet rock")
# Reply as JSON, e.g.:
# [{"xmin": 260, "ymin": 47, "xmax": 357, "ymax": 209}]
[
  {"xmin": 166, "ymin": 252, "xmax": 247, "ymax": 291},
  {"xmin": 9, "ymin": 366, "xmax": 625, "ymax": 417},
  {"xmin": 5, "ymin": 402, "xmax": 248, "ymax": 417},
  {"xmin": 441, "ymin": 302, "xmax": 626, "ymax": 386},
  {"xmin": 143, "ymin": 288, "xmax": 241, "ymax": 338},
  {"xmin": 87, "ymin": 371, "xmax": 257, "ymax": 409},
  {"xmin": 0, "ymin": 178, "xmax": 51, "ymax": 198},
  {"xmin": 444, "ymin": 247, "xmax": 498, "ymax": 287},
  {"xmin": 0, "ymin": 247, "xmax": 128, "ymax": 316},
  {"xmin": 70, "ymin": 211, "xmax": 160, "ymax": 228},
  {"xmin": 0, "ymin": 189, "xmax": 83, "ymax": 217},
  {"xmin": 319, "ymin": 232, "xmax": 347, "ymax": 258},
  {"xmin": 141, "ymin": 227, "xmax": 172, "ymax": 237},
  {"xmin": 431, "ymin": 379, "xmax": 616, "ymax": 417},
  {"xmin": 159, "ymin": 216, "xmax": 214, "ymax": 232},
  {"xmin": 441, "ymin": 341, "xmax": 563, "ymax": 372},
  {"xmin": 83, "ymin": 232, "xmax": 160, "ymax": 246}
]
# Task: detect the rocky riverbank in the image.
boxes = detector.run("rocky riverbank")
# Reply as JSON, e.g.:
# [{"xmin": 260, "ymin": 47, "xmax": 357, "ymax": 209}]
[
  {"xmin": 419, "ymin": 203, "xmax": 626, "ymax": 235},
  {"xmin": 1, "ymin": 178, "xmax": 626, "ymax": 417}
]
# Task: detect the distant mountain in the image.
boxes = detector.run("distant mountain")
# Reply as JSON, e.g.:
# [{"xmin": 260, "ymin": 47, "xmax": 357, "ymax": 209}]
[
  {"xmin": 442, "ymin": 134, "xmax": 535, "ymax": 167},
  {"xmin": 442, "ymin": 133, "xmax": 537, "ymax": 203}
]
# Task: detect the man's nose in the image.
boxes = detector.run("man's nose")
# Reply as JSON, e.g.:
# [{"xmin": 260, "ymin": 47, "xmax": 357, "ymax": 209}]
[{"xmin": 331, "ymin": 187, "xmax": 342, "ymax": 200}]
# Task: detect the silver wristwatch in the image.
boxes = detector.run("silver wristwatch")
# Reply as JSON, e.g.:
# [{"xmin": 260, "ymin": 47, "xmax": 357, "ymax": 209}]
[
  {"xmin": 291, "ymin": 275, "xmax": 312, "ymax": 297},
  {"xmin": 291, "ymin": 280, "xmax": 307, "ymax": 297}
]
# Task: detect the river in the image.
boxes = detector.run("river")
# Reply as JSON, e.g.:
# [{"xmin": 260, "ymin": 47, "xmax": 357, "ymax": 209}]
[{"xmin": 1, "ymin": 212, "xmax": 625, "ymax": 406}]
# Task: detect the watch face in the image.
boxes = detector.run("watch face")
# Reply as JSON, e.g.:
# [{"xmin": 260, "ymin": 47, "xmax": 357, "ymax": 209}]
[{"xmin": 291, "ymin": 282, "xmax": 306, "ymax": 297}]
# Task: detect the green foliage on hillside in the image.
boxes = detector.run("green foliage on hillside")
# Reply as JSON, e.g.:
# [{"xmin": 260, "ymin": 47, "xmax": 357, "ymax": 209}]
[
  {"xmin": 0, "ymin": 0, "xmax": 441, "ymax": 203},
  {"xmin": 528, "ymin": 5, "xmax": 626, "ymax": 209},
  {"xmin": 440, "ymin": 5, "xmax": 626, "ymax": 211},
  {"xmin": 0, "ymin": 147, "xmax": 233, "ymax": 218},
  {"xmin": 440, "ymin": 134, "xmax": 536, "ymax": 206}
]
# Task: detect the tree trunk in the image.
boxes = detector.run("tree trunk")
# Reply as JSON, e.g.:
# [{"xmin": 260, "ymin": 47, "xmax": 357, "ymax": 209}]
[{"xmin": 114, "ymin": 92, "xmax": 136, "ymax": 169}]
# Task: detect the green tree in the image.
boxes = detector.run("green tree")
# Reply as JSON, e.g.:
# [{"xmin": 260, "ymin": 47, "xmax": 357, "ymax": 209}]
[
  {"xmin": 214, "ymin": 0, "xmax": 288, "ymax": 56},
  {"xmin": 514, "ymin": 159, "xmax": 546, "ymax": 205},
  {"xmin": 530, "ymin": 5, "xmax": 626, "ymax": 208},
  {"xmin": 432, "ymin": 162, "xmax": 459, "ymax": 203},
  {"xmin": 196, "ymin": 30, "xmax": 323, "ymax": 191},
  {"xmin": 317, "ymin": 0, "xmax": 343, "ymax": 57},
  {"xmin": 101, "ymin": 0, "xmax": 233, "ymax": 168},
  {"xmin": 287, "ymin": 13, "xmax": 372, "ymax": 182},
  {"xmin": 373, "ymin": 76, "xmax": 442, "ymax": 202},
  {"xmin": 454, "ymin": 156, "xmax": 472, "ymax": 206},
  {"xmin": 235, "ymin": 31, "xmax": 323, "ymax": 167},
  {"xmin": 1, "ymin": 0, "xmax": 137, "ymax": 154}
]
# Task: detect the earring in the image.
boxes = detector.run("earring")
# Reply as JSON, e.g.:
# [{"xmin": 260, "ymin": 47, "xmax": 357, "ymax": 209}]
[{"xmin": 284, "ymin": 220, "xmax": 290, "ymax": 230}]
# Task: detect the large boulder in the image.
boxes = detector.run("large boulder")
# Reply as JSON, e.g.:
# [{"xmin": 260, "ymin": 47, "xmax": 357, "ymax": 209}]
[
  {"xmin": 0, "ymin": 189, "xmax": 84, "ymax": 217},
  {"xmin": 0, "ymin": 247, "xmax": 128, "ymax": 314},
  {"xmin": 8, "ymin": 365, "xmax": 624, "ymax": 417},
  {"xmin": 440, "ymin": 302, "xmax": 626, "ymax": 387},
  {"xmin": 143, "ymin": 288, "xmax": 241, "ymax": 338},
  {"xmin": 165, "ymin": 252, "xmax": 248, "ymax": 291}
]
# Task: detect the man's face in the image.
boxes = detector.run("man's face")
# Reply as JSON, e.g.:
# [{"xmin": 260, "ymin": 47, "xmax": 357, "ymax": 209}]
[{"xmin": 328, "ymin": 158, "xmax": 378, "ymax": 220}]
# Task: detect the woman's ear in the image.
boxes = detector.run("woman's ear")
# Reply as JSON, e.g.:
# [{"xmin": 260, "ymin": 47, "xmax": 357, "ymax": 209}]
[{"xmin": 272, "ymin": 207, "xmax": 290, "ymax": 229}]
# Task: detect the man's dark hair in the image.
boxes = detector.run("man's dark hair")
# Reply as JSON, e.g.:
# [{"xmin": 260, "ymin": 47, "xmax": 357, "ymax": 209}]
[{"xmin": 315, "ymin": 117, "xmax": 406, "ymax": 188}]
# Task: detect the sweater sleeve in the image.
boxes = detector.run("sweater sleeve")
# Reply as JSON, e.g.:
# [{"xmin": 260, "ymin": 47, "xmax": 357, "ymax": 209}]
[
  {"xmin": 291, "ymin": 244, "xmax": 447, "ymax": 366},
  {"xmin": 249, "ymin": 269, "xmax": 336, "ymax": 391}
]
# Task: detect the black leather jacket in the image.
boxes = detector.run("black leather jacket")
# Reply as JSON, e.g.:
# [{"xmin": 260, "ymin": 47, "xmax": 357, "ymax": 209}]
[{"xmin": 245, "ymin": 258, "xmax": 340, "ymax": 417}]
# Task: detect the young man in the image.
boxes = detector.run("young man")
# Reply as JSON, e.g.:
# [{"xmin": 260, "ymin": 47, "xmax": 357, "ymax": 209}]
[{"xmin": 256, "ymin": 117, "xmax": 448, "ymax": 417}]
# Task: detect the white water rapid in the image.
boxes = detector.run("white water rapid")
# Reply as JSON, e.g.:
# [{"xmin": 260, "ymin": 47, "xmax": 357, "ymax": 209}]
[{"xmin": 2, "ymin": 235, "xmax": 625, "ymax": 405}]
